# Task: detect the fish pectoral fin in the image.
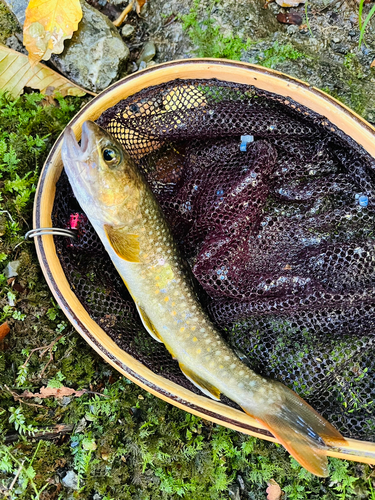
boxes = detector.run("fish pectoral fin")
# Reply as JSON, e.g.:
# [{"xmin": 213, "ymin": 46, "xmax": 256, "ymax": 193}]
[
  {"xmin": 179, "ymin": 363, "xmax": 221, "ymax": 401},
  {"xmin": 104, "ymin": 224, "xmax": 140, "ymax": 262},
  {"xmin": 136, "ymin": 304, "xmax": 164, "ymax": 343},
  {"xmin": 241, "ymin": 382, "xmax": 347, "ymax": 477}
]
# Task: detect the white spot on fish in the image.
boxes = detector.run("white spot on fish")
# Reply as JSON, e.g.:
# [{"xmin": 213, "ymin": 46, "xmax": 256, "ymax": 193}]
[
  {"xmin": 230, "ymin": 364, "xmax": 236, "ymax": 370},
  {"xmin": 238, "ymin": 382, "xmax": 244, "ymax": 389}
]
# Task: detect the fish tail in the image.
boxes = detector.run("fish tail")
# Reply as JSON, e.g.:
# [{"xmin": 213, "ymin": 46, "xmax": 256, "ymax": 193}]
[{"xmin": 240, "ymin": 382, "xmax": 347, "ymax": 477}]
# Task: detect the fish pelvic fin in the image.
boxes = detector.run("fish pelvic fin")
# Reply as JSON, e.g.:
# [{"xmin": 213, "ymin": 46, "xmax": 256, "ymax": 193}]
[
  {"xmin": 136, "ymin": 304, "xmax": 164, "ymax": 343},
  {"xmin": 179, "ymin": 364, "xmax": 221, "ymax": 401},
  {"xmin": 104, "ymin": 224, "xmax": 140, "ymax": 262},
  {"xmin": 241, "ymin": 382, "xmax": 347, "ymax": 477}
]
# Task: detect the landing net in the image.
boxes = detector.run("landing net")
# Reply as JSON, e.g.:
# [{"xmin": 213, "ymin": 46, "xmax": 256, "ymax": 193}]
[{"xmin": 53, "ymin": 79, "xmax": 375, "ymax": 440}]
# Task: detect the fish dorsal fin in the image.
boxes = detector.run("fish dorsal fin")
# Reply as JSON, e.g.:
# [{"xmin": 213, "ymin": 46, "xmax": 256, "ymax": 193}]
[
  {"xmin": 179, "ymin": 363, "xmax": 221, "ymax": 401},
  {"xmin": 104, "ymin": 224, "xmax": 140, "ymax": 262},
  {"xmin": 136, "ymin": 304, "xmax": 163, "ymax": 343}
]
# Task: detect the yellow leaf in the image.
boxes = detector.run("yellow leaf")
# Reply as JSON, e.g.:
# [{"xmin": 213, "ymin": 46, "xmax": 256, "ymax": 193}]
[
  {"xmin": 0, "ymin": 46, "xmax": 90, "ymax": 98},
  {"xmin": 24, "ymin": 0, "xmax": 83, "ymax": 65}
]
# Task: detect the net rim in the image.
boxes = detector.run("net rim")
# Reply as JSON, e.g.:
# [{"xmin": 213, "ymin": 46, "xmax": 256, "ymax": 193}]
[{"xmin": 33, "ymin": 59, "xmax": 375, "ymax": 464}]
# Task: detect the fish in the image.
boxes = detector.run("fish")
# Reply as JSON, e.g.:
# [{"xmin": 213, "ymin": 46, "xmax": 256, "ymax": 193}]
[{"xmin": 62, "ymin": 120, "xmax": 347, "ymax": 476}]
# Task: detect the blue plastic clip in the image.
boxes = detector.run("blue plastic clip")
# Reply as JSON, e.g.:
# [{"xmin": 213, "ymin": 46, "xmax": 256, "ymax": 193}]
[
  {"xmin": 358, "ymin": 195, "xmax": 369, "ymax": 207},
  {"xmin": 240, "ymin": 135, "xmax": 254, "ymax": 152}
]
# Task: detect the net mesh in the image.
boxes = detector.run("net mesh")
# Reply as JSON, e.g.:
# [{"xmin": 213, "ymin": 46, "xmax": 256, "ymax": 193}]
[{"xmin": 52, "ymin": 79, "xmax": 375, "ymax": 440}]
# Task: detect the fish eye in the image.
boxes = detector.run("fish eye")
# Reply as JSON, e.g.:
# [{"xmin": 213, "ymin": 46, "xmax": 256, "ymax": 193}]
[{"xmin": 102, "ymin": 147, "xmax": 121, "ymax": 167}]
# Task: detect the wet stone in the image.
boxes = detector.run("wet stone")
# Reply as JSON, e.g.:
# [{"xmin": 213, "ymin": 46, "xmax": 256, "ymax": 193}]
[
  {"xmin": 3, "ymin": 260, "xmax": 20, "ymax": 278},
  {"xmin": 62, "ymin": 471, "xmax": 78, "ymax": 490},
  {"xmin": 136, "ymin": 40, "xmax": 156, "ymax": 65},
  {"xmin": 121, "ymin": 24, "xmax": 135, "ymax": 38}
]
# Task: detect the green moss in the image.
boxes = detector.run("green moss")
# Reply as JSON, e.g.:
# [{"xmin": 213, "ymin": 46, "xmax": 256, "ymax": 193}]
[
  {"xmin": 257, "ymin": 41, "xmax": 305, "ymax": 69},
  {"xmin": 180, "ymin": 0, "xmax": 253, "ymax": 60},
  {"xmin": 0, "ymin": 2, "xmax": 20, "ymax": 45},
  {"xmin": 180, "ymin": 1, "xmax": 305, "ymax": 67}
]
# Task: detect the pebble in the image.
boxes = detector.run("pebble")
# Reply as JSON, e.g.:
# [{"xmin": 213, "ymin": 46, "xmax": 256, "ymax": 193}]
[
  {"xmin": 139, "ymin": 60, "xmax": 147, "ymax": 70},
  {"xmin": 62, "ymin": 471, "xmax": 78, "ymax": 490},
  {"xmin": 121, "ymin": 24, "xmax": 135, "ymax": 38},
  {"xmin": 228, "ymin": 485, "xmax": 241, "ymax": 500},
  {"xmin": 3, "ymin": 260, "xmax": 20, "ymax": 278},
  {"xmin": 137, "ymin": 40, "xmax": 156, "ymax": 65}
]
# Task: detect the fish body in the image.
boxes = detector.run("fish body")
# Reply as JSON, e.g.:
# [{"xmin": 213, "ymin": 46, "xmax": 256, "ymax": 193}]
[{"xmin": 62, "ymin": 121, "xmax": 346, "ymax": 476}]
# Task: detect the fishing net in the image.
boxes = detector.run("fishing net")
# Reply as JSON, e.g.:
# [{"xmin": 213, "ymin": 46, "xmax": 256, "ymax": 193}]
[{"xmin": 52, "ymin": 79, "xmax": 375, "ymax": 441}]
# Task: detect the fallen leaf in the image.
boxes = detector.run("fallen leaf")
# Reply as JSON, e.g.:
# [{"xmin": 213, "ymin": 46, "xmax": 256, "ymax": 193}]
[
  {"xmin": 267, "ymin": 480, "xmax": 282, "ymax": 500},
  {"xmin": 24, "ymin": 0, "xmax": 83, "ymax": 65},
  {"xmin": 371, "ymin": 59, "xmax": 375, "ymax": 68},
  {"xmin": 136, "ymin": 0, "xmax": 147, "ymax": 15},
  {"xmin": 276, "ymin": 12, "xmax": 303, "ymax": 25},
  {"xmin": 20, "ymin": 386, "xmax": 87, "ymax": 399},
  {"xmin": 276, "ymin": 0, "xmax": 305, "ymax": 6},
  {"xmin": 0, "ymin": 322, "xmax": 10, "ymax": 341},
  {"xmin": 0, "ymin": 46, "xmax": 89, "ymax": 98}
]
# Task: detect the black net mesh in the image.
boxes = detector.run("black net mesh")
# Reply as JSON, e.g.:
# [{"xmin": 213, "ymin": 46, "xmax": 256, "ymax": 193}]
[{"xmin": 52, "ymin": 79, "xmax": 375, "ymax": 441}]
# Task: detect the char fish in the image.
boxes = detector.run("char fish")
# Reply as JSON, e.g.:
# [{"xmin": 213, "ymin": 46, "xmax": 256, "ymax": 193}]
[{"xmin": 62, "ymin": 121, "xmax": 347, "ymax": 476}]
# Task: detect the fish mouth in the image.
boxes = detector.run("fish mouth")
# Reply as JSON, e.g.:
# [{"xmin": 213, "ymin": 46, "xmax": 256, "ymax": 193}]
[{"xmin": 63, "ymin": 120, "xmax": 99, "ymax": 161}]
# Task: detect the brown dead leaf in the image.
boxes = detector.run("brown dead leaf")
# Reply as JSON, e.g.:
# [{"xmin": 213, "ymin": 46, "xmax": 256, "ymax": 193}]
[
  {"xmin": 0, "ymin": 46, "xmax": 90, "ymax": 98},
  {"xmin": 267, "ymin": 480, "xmax": 282, "ymax": 500},
  {"xmin": 371, "ymin": 59, "xmax": 375, "ymax": 68},
  {"xmin": 20, "ymin": 386, "xmax": 87, "ymax": 399},
  {"xmin": 0, "ymin": 322, "xmax": 10, "ymax": 341},
  {"xmin": 24, "ymin": 0, "xmax": 83, "ymax": 65},
  {"xmin": 276, "ymin": 12, "xmax": 302, "ymax": 25},
  {"xmin": 136, "ymin": 0, "xmax": 147, "ymax": 15}
]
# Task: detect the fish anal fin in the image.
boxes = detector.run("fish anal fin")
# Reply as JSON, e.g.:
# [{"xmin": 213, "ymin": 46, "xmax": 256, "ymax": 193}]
[
  {"xmin": 136, "ymin": 304, "xmax": 163, "ymax": 343},
  {"xmin": 179, "ymin": 363, "xmax": 221, "ymax": 401},
  {"xmin": 241, "ymin": 382, "xmax": 347, "ymax": 477},
  {"xmin": 104, "ymin": 224, "xmax": 140, "ymax": 262}
]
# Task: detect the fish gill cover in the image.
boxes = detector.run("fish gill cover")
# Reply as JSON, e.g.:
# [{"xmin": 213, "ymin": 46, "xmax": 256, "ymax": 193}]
[{"xmin": 52, "ymin": 79, "xmax": 375, "ymax": 441}]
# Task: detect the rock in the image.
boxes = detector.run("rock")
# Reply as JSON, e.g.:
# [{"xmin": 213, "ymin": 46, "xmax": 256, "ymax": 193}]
[
  {"xmin": 4, "ymin": 0, "xmax": 129, "ymax": 93},
  {"xmin": 121, "ymin": 24, "xmax": 135, "ymax": 38},
  {"xmin": 136, "ymin": 40, "xmax": 156, "ymax": 65},
  {"xmin": 138, "ymin": 60, "xmax": 147, "ymax": 70},
  {"xmin": 6, "ymin": 34, "xmax": 26, "ymax": 54},
  {"xmin": 3, "ymin": 260, "xmax": 20, "ymax": 278},
  {"xmin": 62, "ymin": 470, "xmax": 78, "ymax": 490},
  {"xmin": 144, "ymin": 0, "xmax": 279, "ymax": 64},
  {"xmin": 75, "ymin": 417, "xmax": 87, "ymax": 433},
  {"xmin": 51, "ymin": 1, "xmax": 129, "ymax": 93},
  {"xmin": 2, "ymin": 0, "xmax": 28, "ymax": 26},
  {"xmin": 237, "ymin": 475, "xmax": 245, "ymax": 490},
  {"xmin": 228, "ymin": 485, "xmax": 241, "ymax": 500}
]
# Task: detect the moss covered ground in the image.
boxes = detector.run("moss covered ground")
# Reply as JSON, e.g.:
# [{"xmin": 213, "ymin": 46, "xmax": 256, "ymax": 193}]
[{"xmin": 1, "ymin": 2, "xmax": 375, "ymax": 499}]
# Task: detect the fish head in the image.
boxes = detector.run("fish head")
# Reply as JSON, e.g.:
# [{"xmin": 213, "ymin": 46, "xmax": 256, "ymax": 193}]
[{"xmin": 62, "ymin": 120, "xmax": 141, "ymax": 224}]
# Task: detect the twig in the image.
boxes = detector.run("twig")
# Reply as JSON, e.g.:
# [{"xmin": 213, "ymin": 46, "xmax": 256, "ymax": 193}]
[
  {"xmin": 8, "ymin": 460, "xmax": 24, "ymax": 492},
  {"xmin": 5, "ymin": 424, "xmax": 74, "ymax": 444},
  {"xmin": 113, "ymin": 0, "xmax": 135, "ymax": 27},
  {"xmin": 4, "ymin": 385, "xmax": 46, "ymax": 408},
  {"xmin": 19, "ymin": 334, "xmax": 63, "ymax": 379}
]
